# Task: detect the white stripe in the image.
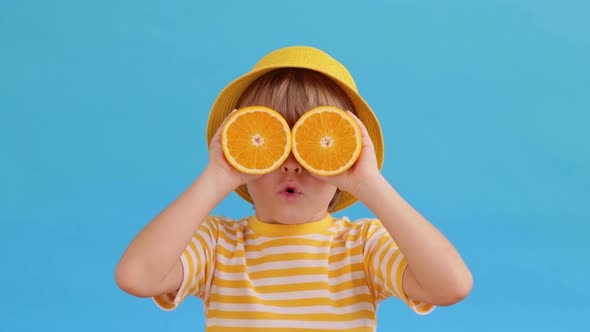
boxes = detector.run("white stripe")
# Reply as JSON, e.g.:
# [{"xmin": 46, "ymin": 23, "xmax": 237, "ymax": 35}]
[
  {"xmin": 378, "ymin": 246, "xmax": 394, "ymax": 287},
  {"xmin": 212, "ymin": 285, "xmax": 371, "ymax": 300},
  {"xmin": 217, "ymin": 237, "xmax": 238, "ymax": 253},
  {"xmin": 217, "ymin": 228, "xmax": 239, "ymax": 241},
  {"xmin": 389, "ymin": 252, "xmax": 405, "ymax": 297},
  {"xmin": 231, "ymin": 259, "xmax": 328, "ymax": 272},
  {"xmin": 200, "ymin": 218, "xmax": 220, "ymax": 237},
  {"xmin": 208, "ymin": 302, "xmax": 375, "ymax": 314},
  {"xmin": 214, "ymin": 216, "xmax": 240, "ymax": 230},
  {"xmin": 218, "ymin": 254, "xmax": 363, "ymax": 273},
  {"xmin": 256, "ymin": 244, "xmax": 330, "ymax": 255},
  {"xmin": 196, "ymin": 225, "xmax": 217, "ymax": 247},
  {"xmin": 329, "ymin": 254, "xmax": 363, "ymax": 270},
  {"xmin": 326, "ymin": 226, "xmax": 339, "ymax": 233},
  {"xmin": 215, "ymin": 245, "xmax": 362, "ymax": 267},
  {"xmin": 243, "ymin": 232, "xmax": 336, "ymax": 243},
  {"xmin": 413, "ymin": 302, "xmax": 435, "ymax": 315},
  {"xmin": 328, "ymin": 246, "xmax": 349, "ymax": 255},
  {"xmin": 328, "ymin": 270, "xmax": 366, "ymax": 285},
  {"xmin": 203, "ymin": 248, "xmax": 216, "ymax": 301},
  {"xmin": 186, "ymin": 239, "xmax": 204, "ymax": 295},
  {"xmin": 364, "ymin": 237, "xmax": 378, "ymax": 256},
  {"xmin": 335, "ymin": 227, "xmax": 365, "ymax": 247},
  {"xmin": 242, "ymin": 239, "xmax": 333, "ymax": 251},
  {"xmin": 232, "ymin": 244, "xmax": 330, "ymax": 258},
  {"xmin": 207, "ymin": 318, "xmax": 374, "ymax": 329},
  {"xmin": 217, "ymin": 248, "xmax": 330, "ymax": 266},
  {"xmin": 371, "ymin": 236, "xmax": 393, "ymax": 274},
  {"xmin": 368, "ymin": 233, "xmax": 392, "ymax": 295}
]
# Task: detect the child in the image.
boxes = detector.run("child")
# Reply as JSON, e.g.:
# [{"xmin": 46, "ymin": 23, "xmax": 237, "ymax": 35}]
[{"xmin": 115, "ymin": 46, "xmax": 473, "ymax": 331}]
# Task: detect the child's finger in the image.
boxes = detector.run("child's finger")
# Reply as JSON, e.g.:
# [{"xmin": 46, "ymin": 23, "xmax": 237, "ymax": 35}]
[
  {"xmin": 212, "ymin": 109, "xmax": 239, "ymax": 138},
  {"xmin": 346, "ymin": 111, "xmax": 372, "ymax": 141}
]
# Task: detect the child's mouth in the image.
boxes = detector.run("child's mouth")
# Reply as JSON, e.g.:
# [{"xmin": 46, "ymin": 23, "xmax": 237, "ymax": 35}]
[{"xmin": 280, "ymin": 186, "xmax": 302, "ymax": 200}]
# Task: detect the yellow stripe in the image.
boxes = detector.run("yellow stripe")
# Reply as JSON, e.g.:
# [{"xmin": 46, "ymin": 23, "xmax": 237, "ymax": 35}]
[
  {"xmin": 245, "ymin": 252, "xmax": 330, "ymax": 266},
  {"xmin": 394, "ymin": 259, "xmax": 436, "ymax": 314},
  {"xmin": 328, "ymin": 245, "xmax": 362, "ymax": 262},
  {"xmin": 385, "ymin": 250, "xmax": 401, "ymax": 296},
  {"xmin": 181, "ymin": 241, "xmax": 201, "ymax": 296},
  {"xmin": 214, "ymin": 262, "xmax": 366, "ymax": 279},
  {"xmin": 331, "ymin": 233, "xmax": 365, "ymax": 248},
  {"xmin": 218, "ymin": 228, "xmax": 239, "ymax": 247},
  {"xmin": 208, "ymin": 327, "xmax": 372, "ymax": 332},
  {"xmin": 212, "ymin": 277, "xmax": 367, "ymax": 293},
  {"xmin": 214, "ymin": 261, "xmax": 364, "ymax": 278},
  {"xmin": 221, "ymin": 231, "xmax": 366, "ymax": 252},
  {"xmin": 153, "ymin": 293, "xmax": 175, "ymax": 310},
  {"xmin": 395, "ymin": 256, "xmax": 407, "ymax": 301},
  {"xmin": 244, "ymin": 238, "xmax": 333, "ymax": 251},
  {"xmin": 251, "ymin": 267, "xmax": 328, "ymax": 279},
  {"xmin": 215, "ymin": 261, "xmax": 248, "ymax": 273},
  {"xmin": 214, "ymin": 279, "xmax": 324, "ymax": 292},
  {"xmin": 363, "ymin": 229, "xmax": 378, "ymax": 298},
  {"xmin": 216, "ymin": 245, "xmax": 244, "ymax": 259},
  {"xmin": 243, "ymin": 231, "xmax": 266, "ymax": 241},
  {"xmin": 365, "ymin": 223, "xmax": 381, "ymax": 240},
  {"xmin": 202, "ymin": 217, "xmax": 219, "ymax": 238},
  {"xmin": 415, "ymin": 302, "xmax": 436, "ymax": 314},
  {"xmin": 373, "ymin": 237, "xmax": 391, "ymax": 286},
  {"xmin": 330, "ymin": 277, "xmax": 367, "ymax": 292},
  {"xmin": 209, "ymin": 293, "xmax": 373, "ymax": 307},
  {"xmin": 217, "ymin": 244, "xmax": 362, "ymax": 262},
  {"xmin": 195, "ymin": 234, "xmax": 212, "ymax": 293},
  {"xmin": 208, "ymin": 309, "xmax": 375, "ymax": 321},
  {"xmin": 328, "ymin": 262, "xmax": 365, "ymax": 278}
]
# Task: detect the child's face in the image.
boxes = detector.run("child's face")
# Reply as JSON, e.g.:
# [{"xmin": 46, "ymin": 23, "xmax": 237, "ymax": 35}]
[{"xmin": 246, "ymin": 153, "xmax": 337, "ymax": 224}]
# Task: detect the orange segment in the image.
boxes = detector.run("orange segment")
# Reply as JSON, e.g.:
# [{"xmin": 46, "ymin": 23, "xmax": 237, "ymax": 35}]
[
  {"xmin": 292, "ymin": 106, "xmax": 362, "ymax": 176},
  {"xmin": 221, "ymin": 106, "xmax": 291, "ymax": 174}
]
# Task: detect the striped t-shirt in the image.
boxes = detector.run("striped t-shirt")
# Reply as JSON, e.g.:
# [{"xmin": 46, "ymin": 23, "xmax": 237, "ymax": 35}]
[{"xmin": 154, "ymin": 214, "xmax": 435, "ymax": 331}]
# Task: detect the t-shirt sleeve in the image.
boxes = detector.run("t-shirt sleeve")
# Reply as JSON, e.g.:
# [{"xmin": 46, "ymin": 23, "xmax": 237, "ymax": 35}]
[
  {"xmin": 152, "ymin": 216, "xmax": 219, "ymax": 311},
  {"xmin": 362, "ymin": 219, "xmax": 436, "ymax": 315}
]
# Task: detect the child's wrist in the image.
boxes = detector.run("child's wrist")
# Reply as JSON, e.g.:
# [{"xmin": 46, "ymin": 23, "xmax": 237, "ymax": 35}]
[
  {"xmin": 351, "ymin": 173, "xmax": 387, "ymax": 202},
  {"xmin": 202, "ymin": 166, "xmax": 240, "ymax": 193}
]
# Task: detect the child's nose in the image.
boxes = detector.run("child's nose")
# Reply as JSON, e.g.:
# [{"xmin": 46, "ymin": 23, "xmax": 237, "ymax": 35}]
[{"xmin": 281, "ymin": 153, "xmax": 303, "ymax": 175}]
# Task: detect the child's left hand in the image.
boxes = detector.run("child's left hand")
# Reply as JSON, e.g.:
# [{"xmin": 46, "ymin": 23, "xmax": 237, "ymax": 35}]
[{"xmin": 310, "ymin": 111, "xmax": 382, "ymax": 197}]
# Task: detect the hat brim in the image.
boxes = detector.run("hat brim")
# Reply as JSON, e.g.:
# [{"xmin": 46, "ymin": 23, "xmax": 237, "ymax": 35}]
[{"xmin": 206, "ymin": 65, "xmax": 384, "ymax": 212}]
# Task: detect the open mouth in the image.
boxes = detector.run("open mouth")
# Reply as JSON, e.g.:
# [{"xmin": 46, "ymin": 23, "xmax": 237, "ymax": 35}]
[{"xmin": 280, "ymin": 184, "xmax": 302, "ymax": 199}]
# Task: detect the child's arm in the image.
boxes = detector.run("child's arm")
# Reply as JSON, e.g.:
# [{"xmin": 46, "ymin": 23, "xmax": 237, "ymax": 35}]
[
  {"xmin": 356, "ymin": 176, "xmax": 472, "ymax": 306},
  {"xmin": 115, "ymin": 110, "xmax": 257, "ymax": 298},
  {"xmin": 320, "ymin": 112, "xmax": 472, "ymax": 306},
  {"xmin": 115, "ymin": 168, "xmax": 234, "ymax": 297}
]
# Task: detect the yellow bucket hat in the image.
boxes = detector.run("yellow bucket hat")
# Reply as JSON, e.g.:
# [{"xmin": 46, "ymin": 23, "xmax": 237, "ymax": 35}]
[{"xmin": 206, "ymin": 46, "xmax": 384, "ymax": 212}]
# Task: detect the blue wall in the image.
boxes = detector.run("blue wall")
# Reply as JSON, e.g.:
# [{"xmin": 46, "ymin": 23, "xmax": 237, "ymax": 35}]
[{"xmin": 1, "ymin": 1, "xmax": 588, "ymax": 331}]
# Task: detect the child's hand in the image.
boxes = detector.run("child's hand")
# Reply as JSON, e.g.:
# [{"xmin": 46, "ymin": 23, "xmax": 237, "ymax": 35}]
[
  {"xmin": 310, "ymin": 111, "xmax": 382, "ymax": 196},
  {"xmin": 207, "ymin": 109, "xmax": 261, "ymax": 189}
]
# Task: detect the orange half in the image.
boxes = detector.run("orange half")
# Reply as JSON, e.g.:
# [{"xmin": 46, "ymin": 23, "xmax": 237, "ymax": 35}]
[
  {"xmin": 221, "ymin": 106, "xmax": 291, "ymax": 174},
  {"xmin": 292, "ymin": 106, "xmax": 362, "ymax": 176}
]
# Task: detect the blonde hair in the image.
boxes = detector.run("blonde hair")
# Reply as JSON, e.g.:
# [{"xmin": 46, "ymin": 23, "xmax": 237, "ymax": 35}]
[{"xmin": 236, "ymin": 68, "xmax": 356, "ymax": 212}]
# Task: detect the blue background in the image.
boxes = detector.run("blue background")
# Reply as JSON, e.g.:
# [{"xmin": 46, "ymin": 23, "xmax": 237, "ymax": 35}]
[{"xmin": 1, "ymin": 0, "xmax": 588, "ymax": 331}]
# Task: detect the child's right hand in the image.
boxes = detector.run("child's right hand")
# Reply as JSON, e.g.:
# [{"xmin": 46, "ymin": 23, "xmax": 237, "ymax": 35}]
[{"xmin": 206, "ymin": 109, "xmax": 261, "ymax": 190}]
